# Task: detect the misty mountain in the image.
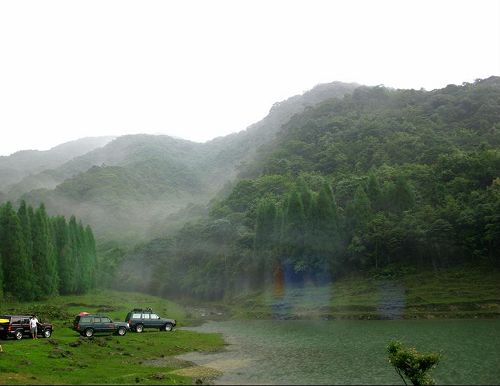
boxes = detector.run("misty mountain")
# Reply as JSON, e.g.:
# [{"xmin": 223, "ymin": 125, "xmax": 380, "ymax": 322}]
[
  {"xmin": 219, "ymin": 81, "xmax": 360, "ymax": 178},
  {"xmin": 11, "ymin": 81, "xmax": 359, "ymax": 242},
  {"xmin": 115, "ymin": 76, "xmax": 500, "ymax": 299},
  {"xmin": 20, "ymin": 135, "xmax": 208, "ymax": 242},
  {"xmin": 0, "ymin": 136, "xmax": 115, "ymax": 193}
]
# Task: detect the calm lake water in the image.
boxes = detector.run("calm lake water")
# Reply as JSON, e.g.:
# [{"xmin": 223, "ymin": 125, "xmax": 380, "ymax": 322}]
[{"xmin": 179, "ymin": 320, "xmax": 500, "ymax": 385}]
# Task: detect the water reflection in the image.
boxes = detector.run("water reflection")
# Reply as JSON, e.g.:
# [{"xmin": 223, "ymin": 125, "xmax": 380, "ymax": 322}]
[
  {"xmin": 269, "ymin": 258, "xmax": 408, "ymax": 320},
  {"xmin": 376, "ymin": 281, "xmax": 406, "ymax": 319},
  {"xmin": 271, "ymin": 260, "xmax": 333, "ymax": 319}
]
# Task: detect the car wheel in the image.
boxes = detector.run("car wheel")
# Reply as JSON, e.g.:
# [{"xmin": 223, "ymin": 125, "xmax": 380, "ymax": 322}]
[
  {"xmin": 117, "ymin": 327, "xmax": 126, "ymax": 336},
  {"xmin": 15, "ymin": 330, "xmax": 23, "ymax": 340},
  {"xmin": 135, "ymin": 324, "xmax": 144, "ymax": 333},
  {"xmin": 84, "ymin": 328, "xmax": 94, "ymax": 338},
  {"xmin": 43, "ymin": 329, "xmax": 52, "ymax": 338},
  {"xmin": 163, "ymin": 323, "xmax": 173, "ymax": 332}
]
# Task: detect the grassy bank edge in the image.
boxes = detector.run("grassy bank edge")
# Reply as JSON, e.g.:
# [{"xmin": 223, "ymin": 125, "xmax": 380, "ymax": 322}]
[{"xmin": 188, "ymin": 265, "xmax": 500, "ymax": 321}]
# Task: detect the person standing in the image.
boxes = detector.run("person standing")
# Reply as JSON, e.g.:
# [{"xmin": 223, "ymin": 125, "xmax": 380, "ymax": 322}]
[{"xmin": 30, "ymin": 315, "xmax": 39, "ymax": 339}]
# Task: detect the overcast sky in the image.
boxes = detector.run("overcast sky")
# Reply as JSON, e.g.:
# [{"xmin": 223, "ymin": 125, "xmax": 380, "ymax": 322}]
[{"xmin": 0, "ymin": 0, "xmax": 499, "ymax": 156}]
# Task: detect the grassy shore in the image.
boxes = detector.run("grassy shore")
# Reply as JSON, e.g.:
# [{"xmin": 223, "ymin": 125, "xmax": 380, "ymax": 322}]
[
  {"xmin": 0, "ymin": 291, "xmax": 224, "ymax": 385},
  {"xmin": 1, "ymin": 266, "xmax": 498, "ymax": 384},
  {"xmin": 225, "ymin": 265, "xmax": 500, "ymax": 320}
]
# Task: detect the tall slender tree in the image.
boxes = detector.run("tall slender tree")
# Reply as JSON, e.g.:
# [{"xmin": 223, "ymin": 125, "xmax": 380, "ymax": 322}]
[
  {"xmin": 254, "ymin": 198, "xmax": 277, "ymax": 252},
  {"xmin": 0, "ymin": 202, "xmax": 32, "ymax": 299},
  {"xmin": 253, "ymin": 198, "xmax": 277, "ymax": 287},
  {"xmin": 316, "ymin": 183, "xmax": 339, "ymax": 252},
  {"xmin": 283, "ymin": 189, "xmax": 306, "ymax": 272},
  {"xmin": 68, "ymin": 216, "xmax": 80, "ymax": 294},
  {"xmin": 17, "ymin": 200, "xmax": 33, "ymax": 260},
  {"xmin": 346, "ymin": 185, "xmax": 372, "ymax": 233},
  {"xmin": 32, "ymin": 204, "xmax": 59, "ymax": 296},
  {"xmin": 77, "ymin": 221, "xmax": 91, "ymax": 293},
  {"xmin": 52, "ymin": 216, "xmax": 72, "ymax": 294},
  {"xmin": 84, "ymin": 225, "xmax": 97, "ymax": 289}
]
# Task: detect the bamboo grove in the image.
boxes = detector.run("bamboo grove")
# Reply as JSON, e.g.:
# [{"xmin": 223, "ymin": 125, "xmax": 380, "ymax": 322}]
[{"xmin": 0, "ymin": 200, "xmax": 97, "ymax": 301}]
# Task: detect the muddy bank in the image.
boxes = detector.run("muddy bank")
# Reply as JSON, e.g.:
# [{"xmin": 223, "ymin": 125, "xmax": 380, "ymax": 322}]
[{"xmin": 142, "ymin": 354, "xmax": 224, "ymax": 384}]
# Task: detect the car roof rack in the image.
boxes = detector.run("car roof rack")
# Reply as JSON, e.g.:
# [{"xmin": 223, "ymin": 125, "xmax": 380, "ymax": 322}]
[{"xmin": 132, "ymin": 307, "xmax": 153, "ymax": 312}]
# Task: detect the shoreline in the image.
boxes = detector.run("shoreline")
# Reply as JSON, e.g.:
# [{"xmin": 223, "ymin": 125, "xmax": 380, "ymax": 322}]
[{"xmin": 184, "ymin": 303, "xmax": 500, "ymax": 324}]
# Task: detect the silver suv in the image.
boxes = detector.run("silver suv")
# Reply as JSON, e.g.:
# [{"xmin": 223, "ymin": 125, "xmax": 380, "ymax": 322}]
[{"xmin": 125, "ymin": 308, "xmax": 176, "ymax": 333}]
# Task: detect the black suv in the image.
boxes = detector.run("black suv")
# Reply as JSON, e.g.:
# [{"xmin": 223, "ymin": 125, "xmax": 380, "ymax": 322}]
[
  {"xmin": 73, "ymin": 314, "xmax": 130, "ymax": 337},
  {"xmin": 0, "ymin": 315, "xmax": 53, "ymax": 340},
  {"xmin": 125, "ymin": 308, "xmax": 176, "ymax": 333}
]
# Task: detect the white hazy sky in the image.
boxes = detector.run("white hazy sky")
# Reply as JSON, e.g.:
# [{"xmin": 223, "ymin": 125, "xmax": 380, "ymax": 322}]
[{"xmin": 0, "ymin": 0, "xmax": 499, "ymax": 156}]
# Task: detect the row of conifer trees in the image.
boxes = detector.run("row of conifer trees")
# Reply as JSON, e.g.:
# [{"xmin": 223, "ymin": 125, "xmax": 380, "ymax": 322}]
[{"xmin": 0, "ymin": 201, "xmax": 96, "ymax": 301}]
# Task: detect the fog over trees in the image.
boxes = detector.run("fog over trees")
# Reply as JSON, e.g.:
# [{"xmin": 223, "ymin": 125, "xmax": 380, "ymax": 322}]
[
  {"xmin": 114, "ymin": 77, "xmax": 500, "ymax": 299},
  {"xmin": 1, "ymin": 77, "xmax": 499, "ymax": 300}
]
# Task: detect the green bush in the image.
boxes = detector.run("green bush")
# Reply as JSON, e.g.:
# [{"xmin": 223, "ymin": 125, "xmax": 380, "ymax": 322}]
[{"xmin": 387, "ymin": 340, "xmax": 441, "ymax": 385}]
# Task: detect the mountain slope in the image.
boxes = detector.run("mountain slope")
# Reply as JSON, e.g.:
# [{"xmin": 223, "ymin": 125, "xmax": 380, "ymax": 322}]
[
  {"xmin": 0, "ymin": 136, "xmax": 114, "ymax": 192},
  {"xmin": 13, "ymin": 82, "xmax": 359, "ymax": 242},
  {"xmin": 20, "ymin": 135, "xmax": 207, "ymax": 241},
  {"xmin": 115, "ymin": 76, "xmax": 500, "ymax": 300}
]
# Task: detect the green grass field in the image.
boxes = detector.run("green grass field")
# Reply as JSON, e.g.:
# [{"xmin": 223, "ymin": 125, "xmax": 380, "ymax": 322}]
[{"xmin": 0, "ymin": 291, "xmax": 224, "ymax": 385}]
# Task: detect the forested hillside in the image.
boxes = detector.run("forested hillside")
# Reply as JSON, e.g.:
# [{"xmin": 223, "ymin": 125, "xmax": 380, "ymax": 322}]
[
  {"xmin": 116, "ymin": 77, "xmax": 500, "ymax": 300},
  {"xmin": 12, "ymin": 82, "xmax": 358, "ymax": 243},
  {"xmin": 0, "ymin": 201, "xmax": 96, "ymax": 301},
  {"xmin": 19, "ymin": 135, "xmax": 208, "ymax": 242}
]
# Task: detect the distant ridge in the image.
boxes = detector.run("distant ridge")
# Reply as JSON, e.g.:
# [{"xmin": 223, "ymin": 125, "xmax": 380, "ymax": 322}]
[{"xmin": 0, "ymin": 136, "xmax": 115, "ymax": 191}]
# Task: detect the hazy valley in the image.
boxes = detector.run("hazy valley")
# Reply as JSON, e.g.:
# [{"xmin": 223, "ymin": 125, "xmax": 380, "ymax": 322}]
[{"xmin": 1, "ymin": 81, "xmax": 359, "ymax": 243}]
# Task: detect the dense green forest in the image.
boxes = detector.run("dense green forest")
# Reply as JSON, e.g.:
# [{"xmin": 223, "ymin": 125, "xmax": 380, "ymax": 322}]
[
  {"xmin": 0, "ymin": 201, "xmax": 96, "ymax": 301},
  {"xmin": 116, "ymin": 77, "xmax": 500, "ymax": 300}
]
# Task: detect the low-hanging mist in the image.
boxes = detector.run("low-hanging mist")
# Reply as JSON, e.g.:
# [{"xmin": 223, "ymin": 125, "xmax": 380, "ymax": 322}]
[
  {"xmin": 114, "ymin": 77, "xmax": 500, "ymax": 301},
  {"xmin": 2, "ymin": 82, "xmax": 359, "ymax": 245}
]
